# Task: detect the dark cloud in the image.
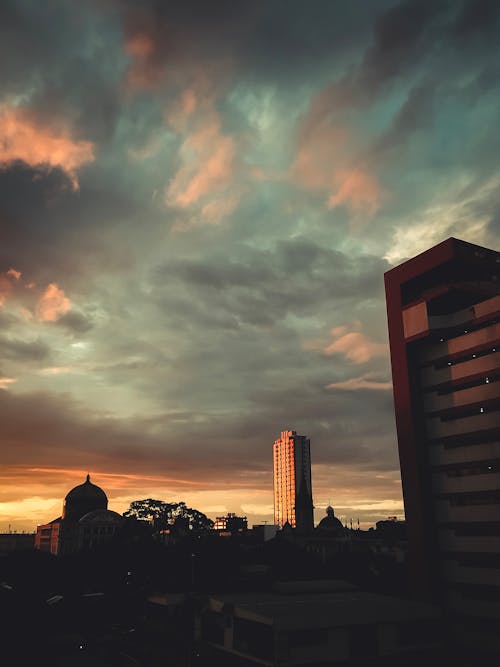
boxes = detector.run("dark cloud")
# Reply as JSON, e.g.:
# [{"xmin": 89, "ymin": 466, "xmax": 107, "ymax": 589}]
[
  {"xmin": 55, "ymin": 310, "xmax": 94, "ymax": 334},
  {"xmin": 0, "ymin": 336, "xmax": 50, "ymax": 362},
  {"xmin": 152, "ymin": 238, "xmax": 389, "ymax": 327}
]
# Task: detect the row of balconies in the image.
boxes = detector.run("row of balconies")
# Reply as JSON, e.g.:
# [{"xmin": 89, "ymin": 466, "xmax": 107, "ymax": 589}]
[
  {"xmin": 423, "ymin": 380, "xmax": 500, "ymax": 414},
  {"xmin": 435, "ymin": 501, "xmax": 500, "ymax": 523},
  {"xmin": 418, "ymin": 321, "xmax": 500, "ymax": 366},
  {"xmin": 420, "ymin": 351, "xmax": 500, "ymax": 389},
  {"xmin": 445, "ymin": 591, "xmax": 500, "ymax": 620},
  {"xmin": 432, "ymin": 471, "xmax": 500, "ymax": 495},
  {"xmin": 437, "ymin": 529, "xmax": 500, "ymax": 553},
  {"xmin": 428, "ymin": 441, "xmax": 500, "ymax": 467},
  {"xmin": 442, "ymin": 561, "xmax": 500, "ymax": 587},
  {"xmin": 425, "ymin": 411, "xmax": 500, "ymax": 440}
]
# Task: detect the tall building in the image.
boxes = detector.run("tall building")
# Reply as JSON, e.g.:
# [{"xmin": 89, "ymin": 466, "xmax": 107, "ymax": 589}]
[
  {"xmin": 273, "ymin": 430, "xmax": 314, "ymax": 531},
  {"xmin": 385, "ymin": 237, "xmax": 500, "ymax": 651}
]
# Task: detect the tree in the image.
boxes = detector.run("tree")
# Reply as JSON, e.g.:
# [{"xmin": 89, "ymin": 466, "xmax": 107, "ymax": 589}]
[{"xmin": 123, "ymin": 499, "xmax": 213, "ymax": 534}]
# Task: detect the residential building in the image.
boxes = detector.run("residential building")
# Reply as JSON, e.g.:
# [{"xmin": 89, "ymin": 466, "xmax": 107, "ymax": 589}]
[
  {"xmin": 273, "ymin": 430, "xmax": 313, "ymax": 531},
  {"xmin": 384, "ymin": 237, "xmax": 500, "ymax": 652}
]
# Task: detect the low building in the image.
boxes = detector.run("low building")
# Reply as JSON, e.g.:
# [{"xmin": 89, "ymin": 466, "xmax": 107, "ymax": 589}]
[
  {"xmin": 196, "ymin": 581, "xmax": 441, "ymax": 666},
  {"xmin": 0, "ymin": 532, "xmax": 35, "ymax": 555},
  {"xmin": 214, "ymin": 513, "xmax": 248, "ymax": 535}
]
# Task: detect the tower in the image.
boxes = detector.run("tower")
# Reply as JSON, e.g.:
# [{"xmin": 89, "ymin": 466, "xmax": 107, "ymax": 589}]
[
  {"xmin": 385, "ymin": 237, "xmax": 500, "ymax": 651},
  {"xmin": 273, "ymin": 430, "xmax": 314, "ymax": 531}
]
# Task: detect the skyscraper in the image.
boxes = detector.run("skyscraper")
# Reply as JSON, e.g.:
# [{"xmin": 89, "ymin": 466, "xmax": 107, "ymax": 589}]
[
  {"xmin": 273, "ymin": 430, "xmax": 314, "ymax": 531},
  {"xmin": 385, "ymin": 238, "xmax": 500, "ymax": 651}
]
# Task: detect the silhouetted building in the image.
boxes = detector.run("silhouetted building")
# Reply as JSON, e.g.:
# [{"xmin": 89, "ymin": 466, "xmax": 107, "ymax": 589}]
[
  {"xmin": 0, "ymin": 532, "xmax": 35, "ymax": 555},
  {"xmin": 385, "ymin": 237, "xmax": 500, "ymax": 652},
  {"xmin": 196, "ymin": 581, "xmax": 441, "ymax": 665},
  {"xmin": 273, "ymin": 430, "xmax": 314, "ymax": 531},
  {"xmin": 35, "ymin": 474, "xmax": 123, "ymax": 555},
  {"xmin": 214, "ymin": 513, "xmax": 248, "ymax": 534},
  {"xmin": 251, "ymin": 523, "xmax": 278, "ymax": 542}
]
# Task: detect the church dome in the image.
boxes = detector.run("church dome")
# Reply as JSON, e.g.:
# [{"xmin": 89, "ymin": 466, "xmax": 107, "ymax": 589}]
[
  {"xmin": 316, "ymin": 505, "xmax": 345, "ymax": 534},
  {"xmin": 62, "ymin": 474, "xmax": 108, "ymax": 521}
]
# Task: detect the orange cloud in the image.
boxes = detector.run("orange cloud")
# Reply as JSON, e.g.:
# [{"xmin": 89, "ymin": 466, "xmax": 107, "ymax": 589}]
[
  {"xmin": 288, "ymin": 85, "xmax": 384, "ymax": 221},
  {"xmin": 0, "ymin": 267, "xmax": 22, "ymax": 306},
  {"xmin": 328, "ymin": 167, "xmax": 382, "ymax": 217},
  {"xmin": 165, "ymin": 86, "xmax": 240, "ymax": 227},
  {"xmin": 35, "ymin": 283, "xmax": 71, "ymax": 322},
  {"xmin": 0, "ymin": 105, "xmax": 95, "ymax": 189},
  {"xmin": 123, "ymin": 8, "xmax": 175, "ymax": 92},
  {"xmin": 327, "ymin": 373, "xmax": 392, "ymax": 391},
  {"xmin": 323, "ymin": 325, "xmax": 387, "ymax": 364},
  {"xmin": 6, "ymin": 268, "xmax": 21, "ymax": 281},
  {"xmin": 0, "ymin": 377, "xmax": 16, "ymax": 390}
]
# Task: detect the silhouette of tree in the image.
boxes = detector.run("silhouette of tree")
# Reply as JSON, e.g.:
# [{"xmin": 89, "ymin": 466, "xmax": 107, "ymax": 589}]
[{"xmin": 124, "ymin": 499, "xmax": 213, "ymax": 534}]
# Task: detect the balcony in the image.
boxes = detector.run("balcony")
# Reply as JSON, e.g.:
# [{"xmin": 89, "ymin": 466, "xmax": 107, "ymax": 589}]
[
  {"xmin": 418, "ymin": 322, "xmax": 500, "ymax": 366},
  {"xmin": 442, "ymin": 561, "xmax": 500, "ymax": 587},
  {"xmin": 428, "ymin": 441, "xmax": 500, "ymax": 467},
  {"xmin": 420, "ymin": 351, "xmax": 500, "ymax": 389},
  {"xmin": 437, "ymin": 529, "xmax": 500, "ymax": 553},
  {"xmin": 432, "ymin": 471, "xmax": 500, "ymax": 495},
  {"xmin": 423, "ymin": 381, "xmax": 500, "ymax": 414},
  {"xmin": 426, "ymin": 411, "xmax": 500, "ymax": 440},
  {"xmin": 445, "ymin": 592, "xmax": 500, "ymax": 620},
  {"xmin": 435, "ymin": 501, "xmax": 500, "ymax": 523}
]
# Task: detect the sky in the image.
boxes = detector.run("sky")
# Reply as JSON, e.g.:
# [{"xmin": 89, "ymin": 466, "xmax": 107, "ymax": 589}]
[{"xmin": 1, "ymin": 0, "xmax": 500, "ymax": 532}]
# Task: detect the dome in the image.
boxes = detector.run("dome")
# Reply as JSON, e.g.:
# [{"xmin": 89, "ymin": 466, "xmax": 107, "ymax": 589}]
[
  {"xmin": 79, "ymin": 509, "xmax": 123, "ymax": 524},
  {"xmin": 316, "ymin": 505, "xmax": 345, "ymax": 535},
  {"xmin": 62, "ymin": 474, "xmax": 108, "ymax": 521}
]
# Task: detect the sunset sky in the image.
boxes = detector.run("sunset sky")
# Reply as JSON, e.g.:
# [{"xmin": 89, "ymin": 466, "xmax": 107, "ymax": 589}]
[{"xmin": 1, "ymin": 0, "xmax": 500, "ymax": 532}]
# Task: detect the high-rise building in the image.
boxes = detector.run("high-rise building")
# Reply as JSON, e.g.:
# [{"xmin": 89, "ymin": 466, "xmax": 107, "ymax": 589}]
[
  {"xmin": 385, "ymin": 237, "xmax": 500, "ymax": 651},
  {"xmin": 273, "ymin": 430, "xmax": 314, "ymax": 531}
]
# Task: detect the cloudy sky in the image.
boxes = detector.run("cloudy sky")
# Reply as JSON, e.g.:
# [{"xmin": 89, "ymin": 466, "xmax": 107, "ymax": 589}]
[{"xmin": 1, "ymin": 0, "xmax": 500, "ymax": 531}]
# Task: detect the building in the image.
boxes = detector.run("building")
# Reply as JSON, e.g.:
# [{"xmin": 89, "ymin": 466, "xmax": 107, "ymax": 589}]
[
  {"xmin": 0, "ymin": 532, "xmax": 35, "ymax": 555},
  {"xmin": 384, "ymin": 237, "xmax": 500, "ymax": 652},
  {"xmin": 213, "ymin": 513, "xmax": 248, "ymax": 534},
  {"xmin": 273, "ymin": 430, "xmax": 314, "ymax": 531},
  {"xmin": 195, "ymin": 581, "xmax": 441, "ymax": 666},
  {"xmin": 35, "ymin": 474, "xmax": 123, "ymax": 555}
]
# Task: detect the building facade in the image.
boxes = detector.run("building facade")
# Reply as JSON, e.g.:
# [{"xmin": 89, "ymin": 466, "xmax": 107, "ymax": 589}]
[
  {"xmin": 384, "ymin": 237, "xmax": 500, "ymax": 652},
  {"xmin": 273, "ymin": 430, "xmax": 314, "ymax": 531}
]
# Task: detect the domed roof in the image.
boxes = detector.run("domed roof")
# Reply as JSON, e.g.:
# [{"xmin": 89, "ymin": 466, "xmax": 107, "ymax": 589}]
[
  {"xmin": 316, "ymin": 505, "xmax": 345, "ymax": 534},
  {"xmin": 65, "ymin": 474, "xmax": 107, "ymax": 503},
  {"xmin": 79, "ymin": 509, "xmax": 123, "ymax": 524},
  {"xmin": 62, "ymin": 474, "xmax": 108, "ymax": 521}
]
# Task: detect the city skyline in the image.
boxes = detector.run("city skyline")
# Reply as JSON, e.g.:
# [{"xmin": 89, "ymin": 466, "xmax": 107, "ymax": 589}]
[{"xmin": 2, "ymin": 1, "xmax": 500, "ymax": 532}]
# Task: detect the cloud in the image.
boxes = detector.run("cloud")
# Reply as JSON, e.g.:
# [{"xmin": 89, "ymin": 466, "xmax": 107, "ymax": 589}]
[
  {"xmin": 0, "ymin": 268, "xmax": 22, "ymax": 306},
  {"xmin": 0, "ymin": 377, "xmax": 16, "ymax": 389},
  {"xmin": 0, "ymin": 336, "xmax": 50, "ymax": 362},
  {"xmin": 6, "ymin": 268, "xmax": 21, "ymax": 280},
  {"xmin": 328, "ymin": 167, "xmax": 383, "ymax": 217},
  {"xmin": 0, "ymin": 105, "xmax": 95, "ymax": 190},
  {"xmin": 122, "ymin": 6, "xmax": 179, "ymax": 91},
  {"xmin": 323, "ymin": 324, "xmax": 387, "ymax": 364},
  {"xmin": 165, "ymin": 85, "xmax": 242, "ymax": 227},
  {"xmin": 35, "ymin": 283, "xmax": 71, "ymax": 322},
  {"xmin": 384, "ymin": 172, "xmax": 500, "ymax": 264},
  {"xmin": 327, "ymin": 373, "xmax": 392, "ymax": 391},
  {"xmin": 56, "ymin": 310, "xmax": 93, "ymax": 334},
  {"xmin": 290, "ymin": 108, "xmax": 383, "ymax": 221}
]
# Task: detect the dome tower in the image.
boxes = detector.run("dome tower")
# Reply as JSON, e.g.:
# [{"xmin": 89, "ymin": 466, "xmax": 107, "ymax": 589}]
[{"xmin": 62, "ymin": 474, "xmax": 108, "ymax": 522}]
